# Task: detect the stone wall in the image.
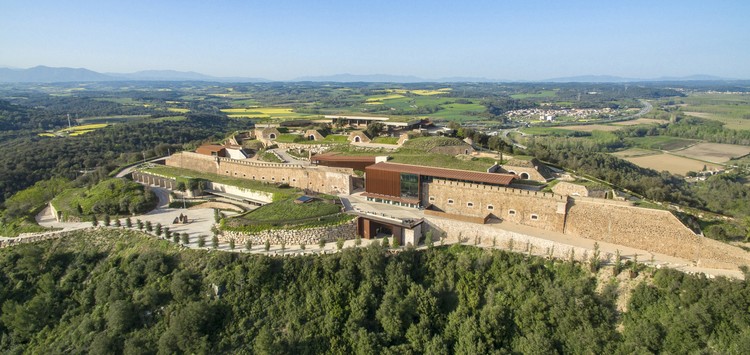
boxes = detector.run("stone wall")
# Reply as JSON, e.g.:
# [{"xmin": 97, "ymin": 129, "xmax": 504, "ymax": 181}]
[
  {"xmin": 132, "ymin": 171, "xmax": 178, "ymax": 190},
  {"xmin": 220, "ymin": 219, "xmax": 357, "ymax": 246},
  {"xmin": 564, "ymin": 198, "xmax": 750, "ymax": 268},
  {"xmin": 552, "ymin": 181, "xmax": 610, "ymax": 198},
  {"xmin": 206, "ymin": 182, "xmax": 274, "ymax": 203},
  {"xmin": 0, "ymin": 230, "xmax": 80, "ymax": 248},
  {"xmin": 423, "ymin": 179, "xmax": 568, "ymax": 233},
  {"xmin": 275, "ymin": 142, "xmax": 335, "ymax": 154},
  {"xmin": 424, "ymin": 217, "xmax": 592, "ymax": 261},
  {"xmin": 165, "ymin": 152, "xmax": 354, "ymax": 195}
]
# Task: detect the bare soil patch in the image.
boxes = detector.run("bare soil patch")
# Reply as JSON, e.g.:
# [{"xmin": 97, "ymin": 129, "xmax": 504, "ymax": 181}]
[
  {"xmin": 612, "ymin": 118, "xmax": 666, "ymax": 126},
  {"xmin": 623, "ymin": 153, "xmax": 722, "ymax": 175},
  {"xmin": 671, "ymin": 143, "xmax": 750, "ymax": 163}
]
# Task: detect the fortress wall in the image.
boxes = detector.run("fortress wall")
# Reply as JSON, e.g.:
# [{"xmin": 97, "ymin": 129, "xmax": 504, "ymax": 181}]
[
  {"xmin": 501, "ymin": 166, "xmax": 546, "ymax": 182},
  {"xmin": 565, "ymin": 198, "xmax": 750, "ymax": 267},
  {"xmin": 425, "ymin": 217, "xmax": 592, "ymax": 261},
  {"xmin": 165, "ymin": 152, "xmax": 353, "ymax": 195},
  {"xmin": 423, "ymin": 179, "xmax": 567, "ymax": 233}
]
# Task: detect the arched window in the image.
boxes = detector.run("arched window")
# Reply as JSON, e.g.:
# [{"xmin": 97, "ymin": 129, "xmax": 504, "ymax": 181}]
[
  {"xmin": 508, "ymin": 209, "xmax": 516, "ymax": 216},
  {"xmin": 520, "ymin": 172, "xmax": 530, "ymax": 179},
  {"xmin": 269, "ymin": 133, "xmax": 277, "ymax": 139}
]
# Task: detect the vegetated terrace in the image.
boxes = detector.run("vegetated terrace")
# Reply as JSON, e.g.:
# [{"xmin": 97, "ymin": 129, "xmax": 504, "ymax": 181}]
[{"xmin": 222, "ymin": 197, "xmax": 351, "ymax": 232}]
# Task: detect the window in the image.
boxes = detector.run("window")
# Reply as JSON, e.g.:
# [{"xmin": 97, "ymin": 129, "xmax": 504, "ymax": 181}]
[
  {"xmin": 261, "ymin": 177, "xmax": 265, "ymax": 180},
  {"xmin": 400, "ymin": 173, "xmax": 419, "ymax": 199},
  {"xmin": 467, "ymin": 202, "xmax": 474, "ymax": 208},
  {"xmin": 520, "ymin": 172, "xmax": 530, "ymax": 179},
  {"xmin": 292, "ymin": 178, "xmax": 296, "ymax": 182},
  {"xmin": 243, "ymin": 174, "xmax": 246, "ymax": 177},
  {"xmin": 448, "ymin": 199, "xmax": 454, "ymax": 205},
  {"xmin": 429, "ymin": 196, "xmax": 435, "ymax": 202},
  {"xmin": 487, "ymin": 205, "xmax": 494, "ymax": 210},
  {"xmin": 225, "ymin": 170, "xmax": 229, "ymax": 174},
  {"xmin": 508, "ymin": 209, "xmax": 516, "ymax": 216},
  {"xmin": 531, "ymin": 214, "xmax": 539, "ymax": 220},
  {"xmin": 252, "ymin": 176, "xmax": 256, "ymax": 180}
]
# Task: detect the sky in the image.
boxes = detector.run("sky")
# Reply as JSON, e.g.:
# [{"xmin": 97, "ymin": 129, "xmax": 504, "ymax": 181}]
[{"xmin": 1, "ymin": 0, "xmax": 749, "ymax": 80}]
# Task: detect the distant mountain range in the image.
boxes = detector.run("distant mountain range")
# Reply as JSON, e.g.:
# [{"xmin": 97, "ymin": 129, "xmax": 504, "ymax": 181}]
[
  {"xmin": 0, "ymin": 66, "xmax": 268, "ymax": 83},
  {"xmin": 0, "ymin": 65, "xmax": 741, "ymax": 83}
]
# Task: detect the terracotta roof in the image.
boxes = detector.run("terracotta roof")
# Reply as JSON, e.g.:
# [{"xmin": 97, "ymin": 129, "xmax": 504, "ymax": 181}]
[
  {"xmin": 367, "ymin": 162, "xmax": 515, "ymax": 186},
  {"xmin": 312, "ymin": 154, "xmax": 377, "ymax": 162}
]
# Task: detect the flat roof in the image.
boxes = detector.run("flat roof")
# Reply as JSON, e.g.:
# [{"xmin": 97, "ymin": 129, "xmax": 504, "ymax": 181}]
[
  {"xmin": 196, "ymin": 144, "xmax": 226, "ymax": 152},
  {"xmin": 312, "ymin": 154, "xmax": 377, "ymax": 162},
  {"xmin": 366, "ymin": 162, "xmax": 515, "ymax": 186}
]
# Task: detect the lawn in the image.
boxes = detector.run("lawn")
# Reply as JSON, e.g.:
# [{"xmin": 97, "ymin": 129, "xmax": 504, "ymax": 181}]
[
  {"xmin": 237, "ymin": 198, "xmax": 341, "ymax": 222},
  {"xmin": 371, "ymin": 137, "xmax": 400, "ymax": 144},
  {"xmin": 222, "ymin": 197, "xmax": 351, "ymax": 232},
  {"xmin": 390, "ymin": 151, "xmax": 497, "ymax": 172}
]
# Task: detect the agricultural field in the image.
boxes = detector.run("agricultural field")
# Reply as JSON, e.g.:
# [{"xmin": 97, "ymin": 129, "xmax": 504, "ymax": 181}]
[
  {"xmin": 625, "ymin": 136, "xmax": 697, "ymax": 151},
  {"xmin": 557, "ymin": 124, "xmax": 620, "ymax": 132},
  {"xmin": 616, "ymin": 152, "xmax": 723, "ymax": 175},
  {"xmin": 510, "ymin": 90, "xmax": 557, "ymax": 99},
  {"xmin": 221, "ymin": 107, "xmax": 317, "ymax": 120},
  {"xmin": 671, "ymin": 143, "xmax": 750, "ymax": 164},
  {"xmin": 364, "ymin": 94, "xmax": 405, "ymax": 103},
  {"xmin": 611, "ymin": 117, "xmax": 666, "ymax": 126},
  {"xmin": 38, "ymin": 123, "xmax": 109, "ymax": 137},
  {"xmin": 680, "ymin": 93, "xmax": 750, "ymax": 130},
  {"xmin": 388, "ymin": 88, "xmax": 451, "ymax": 96},
  {"xmin": 76, "ymin": 114, "xmax": 151, "ymax": 124}
]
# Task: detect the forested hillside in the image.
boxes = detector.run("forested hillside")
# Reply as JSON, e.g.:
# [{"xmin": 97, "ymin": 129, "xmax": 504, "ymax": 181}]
[{"xmin": 1, "ymin": 231, "xmax": 748, "ymax": 354}]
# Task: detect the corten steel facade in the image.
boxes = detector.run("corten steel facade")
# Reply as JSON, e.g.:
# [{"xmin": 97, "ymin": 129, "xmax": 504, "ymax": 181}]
[{"xmin": 364, "ymin": 162, "xmax": 516, "ymax": 208}]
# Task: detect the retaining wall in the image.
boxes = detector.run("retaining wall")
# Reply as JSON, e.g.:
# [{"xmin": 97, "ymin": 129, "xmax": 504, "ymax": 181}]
[{"xmin": 220, "ymin": 219, "xmax": 357, "ymax": 246}]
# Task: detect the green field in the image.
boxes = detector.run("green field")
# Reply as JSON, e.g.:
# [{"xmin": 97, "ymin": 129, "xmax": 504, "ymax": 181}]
[
  {"xmin": 511, "ymin": 90, "xmax": 557, "ymax": 99},
  {"xmin": 681, "ymin": 93, "xmax": 750, "ymax": 130}
]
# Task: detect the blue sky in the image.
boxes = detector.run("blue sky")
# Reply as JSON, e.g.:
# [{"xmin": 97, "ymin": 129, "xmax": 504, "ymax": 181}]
[{"xmin": 1, "ymin": 0, "xmax": 748, "ymax": 80}]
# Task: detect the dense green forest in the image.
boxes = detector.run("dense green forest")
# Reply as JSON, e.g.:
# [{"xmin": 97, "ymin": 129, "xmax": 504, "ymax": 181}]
[
  {"xmin": 1, "ymin": 231, "xmax": 749, "ymax": 354},
  {"xmin": 0, "ymin": 113, "xmax": 253, "ymax": 203}
]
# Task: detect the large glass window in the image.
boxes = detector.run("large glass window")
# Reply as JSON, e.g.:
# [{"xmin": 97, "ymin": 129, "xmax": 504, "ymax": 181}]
[{"xmin": 400, "ymin": 173, "xmax": 419, "ymax": 199}]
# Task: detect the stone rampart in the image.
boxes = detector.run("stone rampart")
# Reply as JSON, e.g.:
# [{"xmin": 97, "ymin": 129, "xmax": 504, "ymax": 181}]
[
  {"xmin": 564, "ymin": 198, "xmax": 750, "ymax": 267},
  {"xmin": 165, "ymin": 152, "xmax": 354, "ymax": 195},
  {"xmin": 220, "ymin": 219, "xmax": 357, "ymax": 246},
  {"xmin": 275, "ymin": 143, "xmax": 334, "ymax": 154},
  {"xmin": 425, "ymin": 217, "xmax": 592, "ymax": 261},
  {"xmin": 206, "ymin": 182, "xmax": 273, "ymax": 203},
  {"xmin": 423, "ymin": 179, "xmax": 568, "ymax": 233},
  {"xmin": 132, "ymin": 171, "xmax": 177, "ymax": 190}
]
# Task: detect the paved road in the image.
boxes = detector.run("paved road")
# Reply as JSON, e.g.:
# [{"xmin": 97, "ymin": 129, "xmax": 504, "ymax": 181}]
[{"xmin": 115, "ymin": 157, "xmax": 167, "ymax": 178}]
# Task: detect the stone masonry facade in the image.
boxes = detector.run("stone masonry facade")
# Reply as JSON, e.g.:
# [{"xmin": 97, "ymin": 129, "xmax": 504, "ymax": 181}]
[
  {"xmin": 220, "ymin": 219, "xmax": 357, "ymax": 246},
  {"xmin": 165, "ymin": 152, "xmax": 354, "ymax": 195},
  {"xmin": 423, "ymin": 179, "xmax": 567, "ymax": 233}
]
